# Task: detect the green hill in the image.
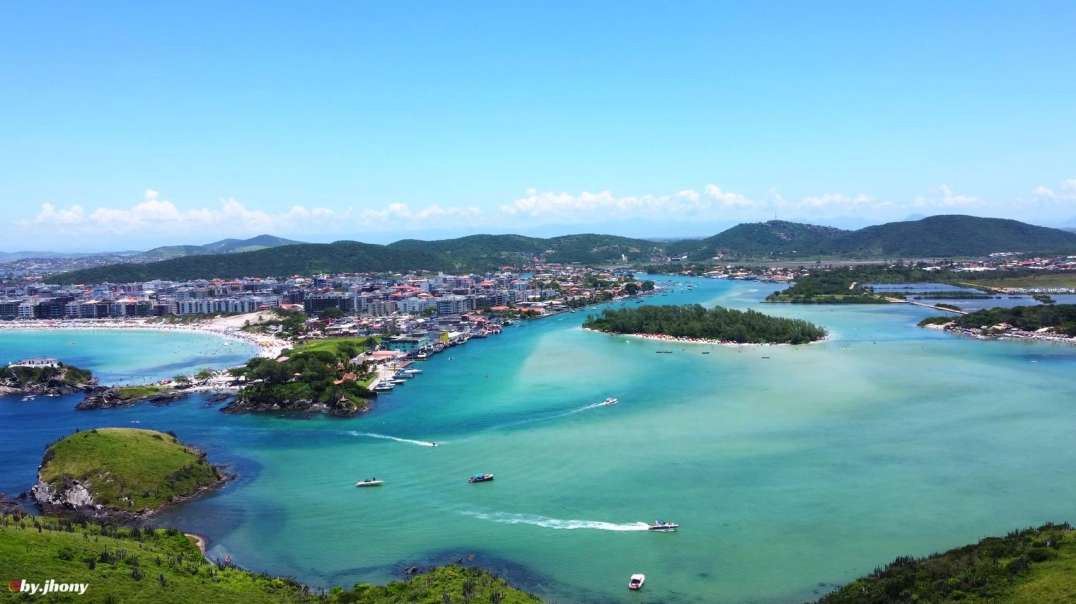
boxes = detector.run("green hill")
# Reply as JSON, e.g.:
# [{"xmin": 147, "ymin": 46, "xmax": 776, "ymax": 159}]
[
  {"xmin": 47, "ymin": 216, "xmax": 1076, "ymax": 284},
  {"xmin": 831, "ymin": 215, "xmax": 1076, "ymax": 257},
  {"xmin": 32, "ymin": 428, "xmax": 222, "ymax": 514},
  {"xmin": 680, "ymin": 216, "xmax": 1076, "ymax": 260},
  {"xmin": 672, "ymin": 220, "xmax": 848, "ymax": 259},
  {"xmin": 137, "ymin": 234, "xmax": 304, "ymax": 261},
  {"xmin": 816, "ymin": 523, "xmax": 1076, "ymax": 603},
  {"xmin": 51, "ymin": 234, "xmax": 663, "ymax": 283},
  {"xmin": 0, "ymin": 514, "xmax": 539, "ymax": 603}
]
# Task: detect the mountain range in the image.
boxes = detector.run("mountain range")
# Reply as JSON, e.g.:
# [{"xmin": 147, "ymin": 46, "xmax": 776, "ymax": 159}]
[
  {"xmin": 0, "ymin": 235, "xmax": 301, "ymax": 265},
  {"xmin": 46, "ymin": 215, "xmax": 1076, "ymax": 284}
]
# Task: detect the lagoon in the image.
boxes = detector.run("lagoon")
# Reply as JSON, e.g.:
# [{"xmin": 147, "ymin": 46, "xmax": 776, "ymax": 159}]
[{"xmin": 2, "ymin": 277, "xmax": 1075, "ymax": 603}]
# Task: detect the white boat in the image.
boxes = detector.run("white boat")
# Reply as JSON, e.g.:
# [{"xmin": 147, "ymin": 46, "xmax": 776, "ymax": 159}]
[
  {"xmin": 599, "ymin": 397, "xmax": 618, "ymax": 406},
  {"xmin": 628, "ymin": 573, "xmax": 645, "ymax": 590},
  {"xmin": 647, "ymin": 521, "xmax": 678, "ymax": 531},
  {"xmin": 373, "ymin": 382, "xmax": 395, "ymax": 392},
  {"xmin": 354, "ymin": 478, "xmax": 383, "ymax": 487}
]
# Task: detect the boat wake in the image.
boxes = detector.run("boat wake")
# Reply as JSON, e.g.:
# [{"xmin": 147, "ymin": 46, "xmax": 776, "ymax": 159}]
[
  {"xmin": 461, "ymin": 511, "xmax": 649, "ymax": 532},
  {"xmin": 498, "ymin": 399, "xmax": 616, "ymax": 429},
  {"xmin": 347, "ymin": 431, "xmax": 439, "ymax": 447}
]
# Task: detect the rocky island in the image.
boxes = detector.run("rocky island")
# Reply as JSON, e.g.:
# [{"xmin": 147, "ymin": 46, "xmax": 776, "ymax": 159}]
[
  {"xmin": 76, "ymin": 384, "xmax": 190, "ymax": 410},
  {"xmin": 584, "ymin": 304, "xmax": 827, "ymax": 344},
  {"xmin": 31, "ymin": 427, "xmax": 224, "ymax": 520},
  {"xmin": 0, "ymin": 358, "xmax": 97, "ymax": 397},
  {"xmin": 919, "ymin": 304, "xmax": 1076, "ymax": 343}
]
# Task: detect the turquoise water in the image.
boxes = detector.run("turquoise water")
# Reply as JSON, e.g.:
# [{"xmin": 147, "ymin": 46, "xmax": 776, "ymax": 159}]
[
  {"xmin": 2, "ymin": 278, "xmax": 1076, "ymax": 603},
  {"xmin": 0, "ymin": 329, "xmax": 256, "ymax": 384}
]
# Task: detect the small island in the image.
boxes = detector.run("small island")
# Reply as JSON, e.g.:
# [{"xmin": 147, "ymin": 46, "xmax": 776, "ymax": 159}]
[
  {"xmin": 919, "ymin": 304, "xmax": 1076, "ymax": 343},
  {"xmin": 77, "ymin": 384, "xmax": 189, "ymax": 410},
  {"xmin": 0, "ymin": 358, "xmax": 97, "ymax": 397},
  {"xmin": 222, "ymin": 336, "xmax": 378, "ymax": 416},
  {"xmin": 31, "ymin": 428, "xmax": 224, "ymax": 519},
  {"xmin": 583, "ymin": 304, "xmax": 827, "ymax": 344}
]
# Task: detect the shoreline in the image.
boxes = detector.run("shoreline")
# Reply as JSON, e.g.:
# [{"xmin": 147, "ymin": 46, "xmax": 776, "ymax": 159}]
[
  {"xmin": 582, "ymin": 326, "xmax": 827, "ymax": 347},
  {"xmin": 0, "ymin": 318, "xmax": 287, "ymax": 359}
]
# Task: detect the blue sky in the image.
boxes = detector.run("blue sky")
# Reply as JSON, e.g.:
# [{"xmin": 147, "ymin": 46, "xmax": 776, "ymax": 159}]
[{"xmin": 3, "ymin": 1, "xmax": 1076, "ymax": 250}]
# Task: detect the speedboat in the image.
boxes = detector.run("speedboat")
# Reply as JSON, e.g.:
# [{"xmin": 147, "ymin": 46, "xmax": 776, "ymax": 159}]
[
  {"xmin": 373, "ymin": 382, "xmax": 394, "ymax": 392},
  {"xmin": 355, "ymin": 478, "xmax": 383, "ymax": 487},
  {"xmin": 647, "ymin": 521, "xmax": 679, "ymax": 531},
  {"xmin": 600, "ymin": 397, "xmax": 618, "ymax": 406},
  {"xmin": 468, "ymin": 473, "xmax": 494, "ymax": 483},
  {"xmin": 628, "ymin": 574, "xmax": 645, "ymax": 590}
]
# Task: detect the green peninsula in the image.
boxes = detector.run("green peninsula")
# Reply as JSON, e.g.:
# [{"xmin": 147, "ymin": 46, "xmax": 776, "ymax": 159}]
[
  {"xmin": 0, "ymin": 514, "xmax": 540, "ymax": 603},
  {"xmin": 584, "ymin": 304, "xmax": 826, "ymax": 344},
  {"xmin": 817, "ymin": 523, "xmax": 1076, "ymax": 603}
]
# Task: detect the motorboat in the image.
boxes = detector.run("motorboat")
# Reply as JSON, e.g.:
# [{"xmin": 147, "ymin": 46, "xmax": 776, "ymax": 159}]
[
  {"xmin": 599, "ymin": 397, "xmax": 618, "ymax": 406},
  {"xmin": 628, "ymin": 574, "xmax": 645, "ymax": 590},
  {"xmin": 648, "ymin": 521, "xmax": 679, "ymax": 531},
  {"xmin": 468, "ymin": 473, "xmax": 494, "ymax": 483},
  {"xmin": 355, "ymin": 478, "xmax": 383, "ymax": 487},
  {"xmin": 373, "ymin": 382, "xmax": 395, "ymax": 392}
]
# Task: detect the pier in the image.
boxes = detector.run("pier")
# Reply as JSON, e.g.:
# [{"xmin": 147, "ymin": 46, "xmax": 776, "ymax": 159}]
[{"xmin": 885, "ymin": 297, "xmax": 967, "ymax": 315}]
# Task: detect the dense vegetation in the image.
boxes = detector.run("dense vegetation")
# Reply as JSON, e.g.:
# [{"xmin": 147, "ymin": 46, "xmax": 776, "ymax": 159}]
[
  {"xmin": 584, "ymin": 304, "xmax": 826, "ymax": 344},
  {"xmin": 37, "ymin": 428, "xmax": 222, "ymax": 512},
  {"xmin": 48, "ymin": 216, "xmax": 1076, "ymax": 283},
  {"xmin": 0, "ymin": 361, "xmax": 94, "ymax": 390},
  {"xmin": 225, "ymin": 337, "xmax": 377, "ymax": 416},
  {"xmin": 0, "ymin": 513, "xmax": 539, "ymax": 603},
  {"xmin": 817, "ymin": 523, "xmax": 1076, "ymax": 603},
  {"xmin": 669, "ymin": 220, "xmax": 848, "ymax": 259},
  {"xmin": 766, "ymin": 265, "xmax": 949, "ymax": 303},
  {"xmin": 136, "ymin": 234, "xmax": 304, "ymax": 262},
  {"xmin": 948, "ymin": 304, "xmax": 1076, "ymax": 336},
  {"xmin": 675, "ymin": 215, "xmax": 1076, "ymax": 260},
  {"xmin": 50, "ymin": 234, "xmax": 664, "ymax": 283}
]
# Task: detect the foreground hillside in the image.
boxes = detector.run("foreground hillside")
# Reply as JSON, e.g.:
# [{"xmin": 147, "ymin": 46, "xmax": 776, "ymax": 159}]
[
  {"xmin": 817, "ymin": 523, "xmax": 1076, "ymax": 603},
  {"xmin": 0, "ymin": 514, "xmax": 539, "ymax": 603}
]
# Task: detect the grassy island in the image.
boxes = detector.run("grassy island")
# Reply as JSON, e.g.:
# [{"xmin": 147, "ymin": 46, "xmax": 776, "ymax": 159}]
[
  {"xmin": 224, "ymin": 337, "xmax": 378, "ymax": 416},
  {"xmin": 919, "ymin": 304, "xmax": 1076, "ymax": 337},
  {"xmin": 0, "ymin": 514, "xmax": 539, "ymax": 603},
  {"xmin": 583, "ymin": 304, "xmax": 826, "ymax": 344},
  {"xmin": 817, "ymin": 523, "xmax": 1076, "ymax": 603},
  {"xmin": 33, "ymin": 428, "xmax": 222, "ymax": 515}
]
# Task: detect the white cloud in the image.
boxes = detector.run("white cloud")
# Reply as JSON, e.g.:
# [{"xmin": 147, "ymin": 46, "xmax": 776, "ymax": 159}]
[
  {"xmin": 499, "ymin": 184, "xmax": 758, "ymax": 221},
  {"xmin": 20, "ymin": 191, "xmax": 482, "ymax": 241},
  {"xmin": 1032, "ymin": 179, "xmax": 1076, "ymax": 201}
]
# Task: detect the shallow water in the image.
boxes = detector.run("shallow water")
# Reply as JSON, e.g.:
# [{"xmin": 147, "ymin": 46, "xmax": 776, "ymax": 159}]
[{"xmin": 2, "ymin": 278, "xmax": 1075, "ymax": 603}]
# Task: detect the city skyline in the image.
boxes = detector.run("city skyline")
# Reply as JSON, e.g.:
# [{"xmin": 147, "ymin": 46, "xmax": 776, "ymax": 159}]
[{"xmin": 4, "ymin": 2, "xmax": 1076, "ymax": 249}]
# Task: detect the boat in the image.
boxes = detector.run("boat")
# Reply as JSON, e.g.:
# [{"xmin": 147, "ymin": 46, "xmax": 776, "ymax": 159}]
[
  {"xmin": 468, "ymin": 473, "xmax": 494, "ymax": 483},
  {"xmin": 599, "ymin": 397, "xmax": 618, "ymax": 406},
  {"xmin": 647, "ymin": 521, "xmax": 679, "ymax": 531},
  {"xmin": 391, "ymin": 379, "xmax": 406, "ymax": 385},
  {"xmin": 355, "ymin": 478, "xmax": 383, "ymax": 487},
  {"xmin": 628, "ymin": 574, "xmax": 646, "ymax": 591},
  {"xmin": 373, "ymin": 382, "xmax": 395, "ymax": 392}
]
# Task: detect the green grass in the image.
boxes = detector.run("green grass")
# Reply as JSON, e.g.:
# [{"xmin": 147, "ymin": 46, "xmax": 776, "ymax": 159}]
[
  {"xmin": 0, "ymin": 514, "xmax": 539, "ymax": 603},
  {"xmin": 816, "ymin": 523, "xmax": 1076, "ymax": 603},
  {"xmin": 111, "ymin": 385, "xmax": 166, "ymax": 401},
  {"xmin": 289, "ymin": 337, "xmax": 377, "ymax": 357},
  {"xmin": 38, "ymin": 428, "xmax": 221, "ymax": 512},
  {"xmin": 966, "ymin": 272, "xmax": 1076, "ymax": 290}
]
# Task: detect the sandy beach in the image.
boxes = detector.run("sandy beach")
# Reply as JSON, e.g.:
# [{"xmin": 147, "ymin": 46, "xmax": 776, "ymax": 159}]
[
  {"xmin": 582, "ymin": 327, "xmax": 826, "ymax": 346},
  {"xmin": 0, "ymin": 313, "xmax": 288, "ymax": 359}
]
